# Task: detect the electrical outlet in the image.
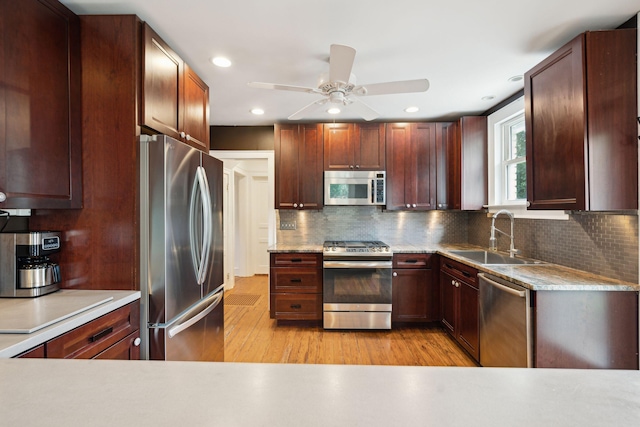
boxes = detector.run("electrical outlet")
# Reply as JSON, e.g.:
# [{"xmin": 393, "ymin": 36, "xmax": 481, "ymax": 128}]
[{"xmin": 280, "ymin": 221, "xmax": 296, "ymax": 230}]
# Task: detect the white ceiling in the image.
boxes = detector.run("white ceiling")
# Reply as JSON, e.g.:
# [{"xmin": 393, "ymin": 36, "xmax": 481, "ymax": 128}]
[{"xmin": 59, "ymin": 0, "xmax": 638, "ymax": 126}]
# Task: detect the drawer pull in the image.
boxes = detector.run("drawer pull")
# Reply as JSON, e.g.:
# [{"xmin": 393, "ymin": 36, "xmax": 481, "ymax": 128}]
[
  {"xmin": 462, "ymin": 271, "xmax": 472, "ymax": 278},
  {"xmin": 89, "ymin": 327, "xmax": 113, "ymax": 343},
  {"xmin": 290, "ymin": 304, "xmax": 302, "ymax": 309},
  {"xmin": 404, "ymin": 259, "xmax": 418, "ymax": 263},
  {"xmin": 290, "ymin": 278, "xmax": 302, "ymax": 283},
  {"xmin": 290, "ymin": 258, "xmax": 302, "ymax": 263},
  {"xmin": 445, "ymin": 263, "xmax": 453, "ymax": 269}
]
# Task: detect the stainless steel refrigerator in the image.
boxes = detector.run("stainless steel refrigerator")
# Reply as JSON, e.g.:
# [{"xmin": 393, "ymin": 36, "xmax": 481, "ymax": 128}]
[{"xmin": 140, "ymin": 134, "xmax": 224, "ymax": 361}]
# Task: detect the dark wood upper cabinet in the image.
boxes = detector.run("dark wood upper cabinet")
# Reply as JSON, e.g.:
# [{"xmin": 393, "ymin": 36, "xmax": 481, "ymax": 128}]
[
  {"xmin": 443, "ymin": 117, "xmax": 487, "ymax": 211},
  {"xmin": 524, "ymin": 29, "xmax": 637, "ymax": 211},
  {"xmin": 385, "ymin": 123, "xmax": 437, "ymax": 211},
  {"xmin": 0, "ymin": 0, "xmax": 82, "ymax": 209},
  {"xmin": 324, "ymin": 123, "xmax": 385, "ymax": 171},
  {"xmin": 141, "ymin": 23, "xmax": 210, "ymax": 151},
  {"xmin": 275, "ymin": 124, "xmax": 323, "ymax": 210}
]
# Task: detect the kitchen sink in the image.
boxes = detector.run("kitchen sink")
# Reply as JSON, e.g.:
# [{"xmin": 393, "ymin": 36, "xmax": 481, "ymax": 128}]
[{"xmin": 447, "ymin": 250, "xmax": 544, "ymax": 265}]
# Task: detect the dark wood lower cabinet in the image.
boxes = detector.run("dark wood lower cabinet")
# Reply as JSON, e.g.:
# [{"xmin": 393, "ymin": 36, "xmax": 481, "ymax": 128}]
[
  {"xmin": 392, "ymin": 254, "xmax": 438, "ymax": 322},
  {"xmin": 440, "ymin": 257, "xmax": 479, "ymax": 362},
  {"xmin": 270, "ymin": 253, "xmax": 323, "ymax": 321},
  {"xmin": 534, "ymin": 290, "xmax": 639, "ymax": 369},
  {"xmin": 14, "ymin": 302, "xmax": 140, "ymax": 360}
]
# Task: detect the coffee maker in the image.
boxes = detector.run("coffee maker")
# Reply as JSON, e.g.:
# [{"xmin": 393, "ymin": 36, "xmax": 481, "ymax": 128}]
[{"xmin": 0, "ymin": 231, "xmax": 62, "ymax": 297}]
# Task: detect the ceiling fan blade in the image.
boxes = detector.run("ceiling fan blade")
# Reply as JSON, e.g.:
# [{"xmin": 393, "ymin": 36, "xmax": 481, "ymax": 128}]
[
  {"xmin": 288, "ymin": 98, "xmax": 328, "ymax": 120},
  {"xmin": 248, "ymin": 81, "xmax": 320, "ymax": 94},
  {"xmin": 329, "ymin": 44, "xmax": 356, "ymax": 84},
  {"xmin": 355, "ymin": 79, "xmax": 430, "ymax": 96},
  {"xmin": 346, "ymin": 97, "xmax": 379, "ymax": 121}
]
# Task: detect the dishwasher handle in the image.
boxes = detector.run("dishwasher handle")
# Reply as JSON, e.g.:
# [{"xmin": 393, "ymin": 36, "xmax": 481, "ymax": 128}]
[{"xmin": 478, "ymin": 273, "xmax": 526, "ymax": 298}]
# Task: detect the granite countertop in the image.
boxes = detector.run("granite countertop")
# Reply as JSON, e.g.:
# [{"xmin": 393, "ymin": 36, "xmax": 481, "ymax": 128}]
[
  {"xmin": 268, "ymin": 242, "xmax": 639, "ymax": 291},
  {"xmin": 0, "ymin": 289, "xmax": 141, "ymax": 358},
  {"xmin": 1, "ymin": 359, "xmax": 638, "ymax": 427}
]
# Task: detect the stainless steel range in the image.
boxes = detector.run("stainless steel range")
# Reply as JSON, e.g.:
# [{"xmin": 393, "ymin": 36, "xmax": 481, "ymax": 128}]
[{"xmin": 323, "ymin": 241, "xmax": 393, "ymax": 329}]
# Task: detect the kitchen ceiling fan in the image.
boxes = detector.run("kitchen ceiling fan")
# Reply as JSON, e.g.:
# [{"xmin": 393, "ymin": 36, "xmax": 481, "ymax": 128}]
[{"xmin": 248, "ymin": 44, "xmax": 430, "ymax": 121}]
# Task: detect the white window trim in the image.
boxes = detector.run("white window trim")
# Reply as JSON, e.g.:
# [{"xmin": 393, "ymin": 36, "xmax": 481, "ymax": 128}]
[{"xmin": 487, "ymin": 96, "xmax": 568, "ymax": 220}]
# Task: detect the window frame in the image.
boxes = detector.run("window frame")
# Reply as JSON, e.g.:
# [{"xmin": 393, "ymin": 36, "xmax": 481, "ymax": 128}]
[{"xmin": 487, "ymin": 96, "xmax": 568, "ymax": 220}]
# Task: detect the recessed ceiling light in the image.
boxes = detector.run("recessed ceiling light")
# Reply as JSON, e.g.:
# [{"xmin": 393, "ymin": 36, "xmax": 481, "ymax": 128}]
[
  {"xmin": 250, "ymin": 108, "xmax": 264, "ymax": 115},
  {"xmin": 481, "ymin": 95, "xmax": 495, "ymax": 101},
  {"xmin": 404, "ymin": 106, "xmax": 419, "ymax": 113},
  {"xmin": 211, "ymin": 57, "xmax": 231, "ymax": 68},
  {"xmin": 508, "ymin": 75, "xmax": 523, "ymax": 82},
  {"xmin": 327, "ymin": 107, "xmax": 340, "ymax": 114}
]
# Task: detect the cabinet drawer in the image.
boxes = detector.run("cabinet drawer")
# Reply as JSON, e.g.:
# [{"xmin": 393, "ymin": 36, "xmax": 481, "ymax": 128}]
[
  {"xmin": 271, "ymin": 253, "xmax": 321, "ymax": 267},
  {"xmin": 270, "ymin": 268, "xmax": 322, "ymax": 293},
  {"xmin": 394, "ymin": 253, "xmax": 432, "ymax": 269},
  {"xmin": 440, "ymin": 257, "xmax": 477, "ymax": 287},
  {"xmin": 93, "ymin": 330, "xmax": 141, "ymax": 360},
  {"xmin": 271, "ymin": 293, "xmax": 322, "ymax": 320},
  {"xmin": 47, "ymin": 301, "xmax": 140, "ymax": 359}
]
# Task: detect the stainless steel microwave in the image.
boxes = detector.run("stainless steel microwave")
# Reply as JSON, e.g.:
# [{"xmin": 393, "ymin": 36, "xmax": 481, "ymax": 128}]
[{"xmin": 324, "ymin": 171, "xmax": 386, "ymax": 206}]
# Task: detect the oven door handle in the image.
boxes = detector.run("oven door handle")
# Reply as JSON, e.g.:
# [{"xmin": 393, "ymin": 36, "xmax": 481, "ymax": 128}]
[{"xmin": 323, "ymin": 260, "xmax": 392, "ymax": 269}]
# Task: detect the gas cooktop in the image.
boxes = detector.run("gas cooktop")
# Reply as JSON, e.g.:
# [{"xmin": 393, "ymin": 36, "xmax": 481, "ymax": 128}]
[{"xmin": 323, "ymin": 240, "xmax": 392, "ymax": 257}]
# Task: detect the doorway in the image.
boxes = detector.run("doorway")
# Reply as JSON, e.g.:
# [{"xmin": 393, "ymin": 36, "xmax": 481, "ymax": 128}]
[{"xmin": 210, "ymin": 151, "xmax": 275, "ymax": 290}]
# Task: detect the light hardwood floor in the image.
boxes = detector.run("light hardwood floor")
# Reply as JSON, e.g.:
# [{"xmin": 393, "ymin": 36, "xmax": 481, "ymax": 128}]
[{"xmin": 224, "ymin": 275, "xmax": 477, "ymax": 366}]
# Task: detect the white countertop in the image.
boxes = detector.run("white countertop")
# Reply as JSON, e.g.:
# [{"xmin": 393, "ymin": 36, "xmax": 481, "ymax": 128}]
[
  {"xmin": 0, "ymin": 290, "xmax": 141, "ymax": 358},
  {"xmin": 1, "ymin": 359, "xmax": 638, "ymax": 426}
]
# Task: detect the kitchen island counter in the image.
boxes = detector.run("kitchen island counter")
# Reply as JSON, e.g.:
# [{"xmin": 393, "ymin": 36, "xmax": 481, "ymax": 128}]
[{"xmin": 1, "ymin": 358, "xmax": 638, "ymax": 426}]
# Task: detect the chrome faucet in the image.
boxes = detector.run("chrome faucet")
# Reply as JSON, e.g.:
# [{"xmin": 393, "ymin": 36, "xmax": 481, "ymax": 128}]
[{"xmin": 489, "ymin": 209, "xmax": 519, "ymax": 258}]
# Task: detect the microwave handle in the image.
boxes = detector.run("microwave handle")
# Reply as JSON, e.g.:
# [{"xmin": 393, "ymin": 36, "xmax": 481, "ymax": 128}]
[{"xmin": 371, "ymin": 179, "xmax": 374, "ymax": 204}]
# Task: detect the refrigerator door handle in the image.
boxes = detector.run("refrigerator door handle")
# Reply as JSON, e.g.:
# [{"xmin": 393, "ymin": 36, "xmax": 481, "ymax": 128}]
[
  {"xmin": 200, "ymin": 165, "xmax": 215, "ymax": 280},
  {"xmin": 190, "ymin": 166, "xmax": 213, "ymax": 285},
  {"xmin": 166, "ymin": 287, "xmax": 224, "ymax": 338}
]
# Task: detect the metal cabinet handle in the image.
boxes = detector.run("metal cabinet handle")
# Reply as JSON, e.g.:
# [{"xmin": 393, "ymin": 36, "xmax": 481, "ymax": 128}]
[
  {"xmin": 186, "ymin": 134, "xmax": 191, "ymax": 141},
  {"xmin": 293, "ymin": 203, "xmax": 298, "ymax": 208},
  {"xmin": 406, "ymin": 204, "xmax": 410, "ymax": 208},
  {"xmin": 349, "ymin": 165, "xmax": 354, "ymax": 169},
  {"xmin": 299, "ymin": 203, "xmax": 304, "ymax": 208},
  {"xmin": 355, "ymin": 165, "xmax": 360, "ymax": 169},
  {"xmin": 0, "ymin": 192, "xmax": 5, "ymax": 202},
  {"xmin": 290, "ymin": 304, "xmax": 302, "ymax": 309},
  {"xmin": 180, "ymin": 131, "xmax": 186, "ymax": 138},
  {"xmin": 133, "ymin": 337, "xmax": 141, "ymax": 347},
  {"xmin": 393, "ymin": 272, "xmax": 398, "ymax": 277},
  {"xmin": 412, "ymin": 204, "xmax": 417, "ymax": 208}
]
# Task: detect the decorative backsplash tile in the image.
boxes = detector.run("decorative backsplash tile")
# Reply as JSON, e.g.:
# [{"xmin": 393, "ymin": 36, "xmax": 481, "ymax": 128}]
[
  {"xmin": 276, "ymin": 208, "xmax": 639, "ymax": 283},
  {"xmin": 467, "ymin": 212, "xmax": 638, "ymax": 283},
  {"xmin": 276, "ymin": 207, "xmax": 467, "ymax": 246}
]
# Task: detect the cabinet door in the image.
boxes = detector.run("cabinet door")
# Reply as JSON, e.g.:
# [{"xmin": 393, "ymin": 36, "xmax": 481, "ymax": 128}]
[
  {"xmin": 274, "ymin": 125, "xmax": 299, "ymax": 209},
  {"xmin": 436, "ymin": 122, "xmax": 455, "ymax": 210},
  {"xmin": 141, "ymin": 23, "xmax": 182, "ymax": 140},
  {"xmin": 439, "ymin": 270, "xmax": 457, "ymax": 335},
  {"xmin": 408, "ymin": 123, "xmax": 437, "ymax": 210},
  {"xmin": 1, "ymin": 0, "xmax": 82, "ymax": 209},
  {"xmin": 323, "ymin": 123, "xmax": 354, "ymax": 170},
  {"xmin": 354, "ymin": 123, "xmax": 385, "ymax": 170},
  {"xmin": 392, "ymin": 269, "xmax": 434, "ymax": 322},
  {"xmin": 457, "ymin": 280, "xmax": 479, "ymax": 361},
  {"xmin": 298, "ymin": 124, "xmax": 324, "ymax": 209},
  {"xmin": 525, "ymin": 35, "xmax": 586, "ymax": 210},
  {"xmin": 182, "ymin": 63, "xmax": 210, "ymax": 150},
  {"xmin": 385, "ymin": 123, "xmax": 410, "ymax": 210},
  {"xmin": 458, "ymin": 117, "xmax": 487, "ymax": 210}
]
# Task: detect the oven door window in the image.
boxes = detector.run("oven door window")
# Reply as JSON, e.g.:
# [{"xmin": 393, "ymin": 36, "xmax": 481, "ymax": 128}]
[{"xmin": 323, "ymin": 267, "xmax": 391, "ymax": 304}]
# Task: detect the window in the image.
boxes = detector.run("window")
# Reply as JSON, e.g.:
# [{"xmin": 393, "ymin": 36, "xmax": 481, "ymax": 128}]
[
  {"xmin": 500, "ymin": 114, "xmax": 526, "ymax": 203},
  {"xmin": 487, "ymin": 96, "xmax": 567, "ymax": 220}
]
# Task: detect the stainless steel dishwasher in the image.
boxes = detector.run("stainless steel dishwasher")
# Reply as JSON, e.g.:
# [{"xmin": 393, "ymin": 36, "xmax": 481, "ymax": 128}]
[{"xmin": 479, "ymin": 273, "xmax": 533, "ymax": 367}]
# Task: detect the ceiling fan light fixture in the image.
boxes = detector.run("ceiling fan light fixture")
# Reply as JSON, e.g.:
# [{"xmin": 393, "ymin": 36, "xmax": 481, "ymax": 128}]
[
  {"xmin": 481, "ymin": 95, "xmax": 495, "ymax": 101},
  {"xmin": 404, "ymin": 106, "xmax": 419, "ymax": 113},
  {"xmin": 327, "ymin": 107, "xmax": 341, "ymax": 114},
  {"xmin": 211, "ymin": 56, "xmax": 232, "ymax": 68},
  {"xmin": 250, "ymin": 108, "xmax": 264, "ymax": 115}
]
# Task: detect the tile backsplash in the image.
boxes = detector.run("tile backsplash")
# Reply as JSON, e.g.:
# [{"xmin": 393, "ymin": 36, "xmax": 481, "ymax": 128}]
[{"xmin": 276, "ymin": 208, "xmax": 639, "ymax": 283}]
